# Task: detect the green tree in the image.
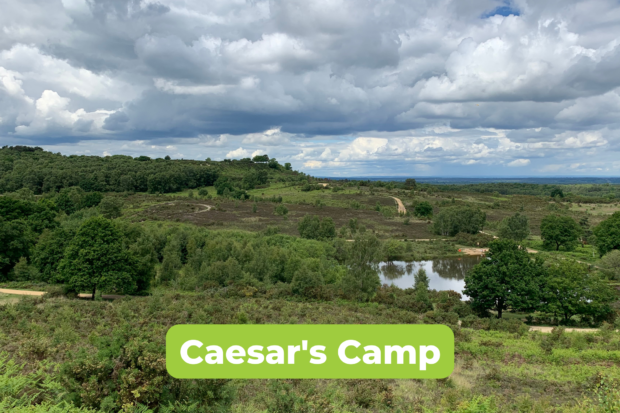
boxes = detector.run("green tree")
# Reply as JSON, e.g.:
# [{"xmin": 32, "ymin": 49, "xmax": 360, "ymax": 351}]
[
  {"xmin": 268, "ymin": 158, "xmax": 280, "ymax": 169},
  {"xmin": 432, "ymin": 206, "xmax": 485, "ymax": 236},
  {"xmin": 404, "ymin": 178, "xmax": 417, "ymax": 190},
  {"xmin": 298, "ymin": 215, "xmax": 321, "ymax": 239},
  {"xmin": 497, "ymin": 213, "xmax": 530, "ymax": 241},
  {"xmin": 593, "ymin": 212, "xmax": 620, "ymax": 256},
  {"xmin": 540, "ymin": 214, "xmax": 582, "ymax": 251},
  {"xmin": 98, "ymin": 197, "xmax": 123, "ymax": 219},
  {"xmin": 274, "ymin": 204, "xmax": 289, "ymax": 217},
  {"xmin": 0, "ymin": 218, "xmax": 36, "ymax": 279},
  {"xmin": 341, "ymin": 233, "xmax": 382, "ymax": 301},
  {"xmin": 599, "ymin": 250, "xmax": 620, "ymax": 280},
  {"xmin": 550, "ymin": 187, "xmax": 564, "ymax": 198},
  {"xmin": 413, "ymin": 268, "xmax": 432, "ymax": 311},
  {"xmin": 383, "ymin": 239, "xmax": 405, "ymax": 261},
  {"xmin": 464, "ymin": 239, "xmax": 546, "ymax": 318},
  {"xmin": 31, "ymin": 227, "xmax": 72, "ymax": 283},
  {"xmin": 318, "ymin": 217, "xmax": 336, "ymax": 240},
  {"xmin": 541, "ymin": 260, "xmax": 615, "ymax": 323},
  {"xmin": 58, "ymin": 217, "xmax": 138, "ymax": 299},
  {"xmin": 12, "ymin": 257, "xmax": 39, "ymax": 281},
  {"xmin": 579, "ymin": 215, "xmax": 593, "ymax": 245},
  {"xmin": 291, "ymin": 266, "xmax": 324, "ymax": 298},
  {"xmin": 284, "ymin": 163, "xmax": 292, "ymax": 171},
  {"xmin": 252, "ymin": 154, "xmax": 269, "ymax": 162}
]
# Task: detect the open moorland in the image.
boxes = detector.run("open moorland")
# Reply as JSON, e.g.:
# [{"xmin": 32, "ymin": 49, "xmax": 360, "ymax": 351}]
[{"xmin": 1, "ymin": 146, "xmax": 620, "ymax": 412}]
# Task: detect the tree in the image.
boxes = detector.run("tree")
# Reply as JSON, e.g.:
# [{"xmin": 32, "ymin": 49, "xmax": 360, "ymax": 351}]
[
  {"xmin": 98, "ymin": 197, "xmax": 124, "ymax": 219},
  {"xmin": 541, "ymin": 260, "xmax": 615, "ymax": 323},
  {"xmin": 498, "ymin": 213, "xmax": 530, "ymax": 241},
  {"xmin": 0, "ymin": 218, "xmax": 36, "ymax": 279},
  {"xmin": 540, "ymin": 215, "xmax": 582, "ymax": 251},
  {"xmin": 252, "ymin": 154, "xmax": 269, "ymax": 163},
  {"xmin": 291, "ymin": 267, "xmax": 324, "ymax": 298},
  {"xmin": 550, "ymin": 187, "xmax": 564, "ymax": 198},
  {"xmin": 579, "ymin": 215, "xmax": 593, "ymax": 246},
  {"xmin": 383, "ymin": 239, "xmax": 404, "ymax": 261},
  {"xmin": 268, "ymin": 158, "xmax": 280, "ymax": 169},
  {"xmin": 413, "ymin": 268, "xmax": 432, "ymax": 311},
  {"xmin": 404, "ymin": 178, "xmax": 417, "ymax": 190},
  {"xmin": 341, "ymin": 233, "xmax": 382, "ymax": 301},
  {"xmin": 593, "ymin": 212, "xmax": 620, "ymax": 256},
  {"xmin": 274, "ymin": 204, "xmax": 289, "ymax": 217},
  {"xmin": 59, "ymin": 217, "xmax": 138, "ymax": 299},
  {"xmin": 318, "ymin": 217, "xmax": 336, "ymax": 240},
  {"xmin": 284, "ymin": 163, "xmax": 292, "ymax": 171},
  {"xmin": 464, "ymin": 239, "xmax": 546, "ymax": 318},
  {"xmin": 298, "ymin": 215, "xmax": 320, "ymax": 239},
  {"xmin": 32, "ymin": 227, "xmax": 72, "ymax": 283},
  {"xmin": 414, "ymin": 201, "xmax": 433, "ymax": 218},
  {"xmin": 297, "ymin": 215, "xmax": 335, "ymax": 240},
  {"xmin": 432, "ymin": 206, "xmax": 486, "ymax": 236},
  {"xmin": 599, "ymin": 250, "xmax": 620, "ymax": 280}
]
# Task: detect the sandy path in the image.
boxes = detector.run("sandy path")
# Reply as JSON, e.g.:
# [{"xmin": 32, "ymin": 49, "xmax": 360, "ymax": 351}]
[
  {"xmin": 529, "ymin": 326, "xmax": 603, "ymax": 333},
  {"xmin": 479, "ymin": 231, "xmax": 498, "ymax": 239},
  {"xmin": 391, "ymin": 197, "xmax": 407, "ymax": 214},
  {"xmin": 460, "ymin": 246, "xmax": 538, "ymax": 256},
  {"xmin": 0, "ymin": 288, "xmax": 46, "ymax": 296},
  {"xmin": 193, "ymin": 204, "xmax": 213, "ymax": 213}
]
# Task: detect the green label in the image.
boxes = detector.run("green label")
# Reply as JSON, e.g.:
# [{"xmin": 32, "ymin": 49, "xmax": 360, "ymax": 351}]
[{"xmin": 166, "ymin": 325, "xmax": 454, "ymax": 378}]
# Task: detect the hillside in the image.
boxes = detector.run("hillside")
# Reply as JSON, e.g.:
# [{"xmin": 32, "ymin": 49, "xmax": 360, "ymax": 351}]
[{"xmin": 0, "ymin": 146, "xmax": 304, "ymax": 195}]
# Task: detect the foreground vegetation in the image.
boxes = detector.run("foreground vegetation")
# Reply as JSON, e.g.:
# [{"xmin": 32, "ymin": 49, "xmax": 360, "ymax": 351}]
[{"xmin": 1, "ymin": 147, "xmax": 620, "ymax": 412}]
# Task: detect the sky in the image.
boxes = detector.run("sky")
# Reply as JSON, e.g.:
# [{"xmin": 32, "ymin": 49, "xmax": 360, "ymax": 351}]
[{"xmin": 1, "ymin": 0, "xmax": 620, "ymax": 177}]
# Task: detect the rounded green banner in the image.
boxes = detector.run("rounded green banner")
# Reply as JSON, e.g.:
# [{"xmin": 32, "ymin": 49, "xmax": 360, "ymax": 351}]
[{"xmin": 166, "ymin": 324, "xmax": 454, "ymax": 379}]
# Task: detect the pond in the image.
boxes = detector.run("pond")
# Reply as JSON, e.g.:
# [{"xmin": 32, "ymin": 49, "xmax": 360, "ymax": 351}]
[{"xmin": 378, "ymin": 256, "xmax": 484, "ymax": 297}]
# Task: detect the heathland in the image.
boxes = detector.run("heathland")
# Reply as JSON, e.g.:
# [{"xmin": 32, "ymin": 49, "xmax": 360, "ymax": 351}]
[{"xmin": 1, "ymin": 145, "xmax": 619, "ymax": 413}]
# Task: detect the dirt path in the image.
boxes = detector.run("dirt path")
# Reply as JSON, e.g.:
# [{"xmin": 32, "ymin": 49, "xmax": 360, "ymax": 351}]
[
  {"xmin": 529, "ymin": 326, "xmax": 602, "ymax": 333},
  {"xmin": 391, "ymin": 197, "xmax": 406, "ymax": 214},
  {"xmin": 479, "ymin": 231, "xmax": 498, "ymax": 239},
  {"xmin": 192, "ymin": 204, "xmax": 213, "ymax": 213},
  {"xmin": 0, "ymin": 289, "xmax": 126, "ymax": 300},
  {"xmin": 0, "ymin": 288, "xmax": 46, "ymax": 296}
]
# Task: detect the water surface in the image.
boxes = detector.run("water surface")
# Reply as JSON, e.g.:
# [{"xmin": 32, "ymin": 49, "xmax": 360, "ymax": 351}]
[{"xmin": 378, "ymin": 256, "xmax": 483, "ymax": 296}]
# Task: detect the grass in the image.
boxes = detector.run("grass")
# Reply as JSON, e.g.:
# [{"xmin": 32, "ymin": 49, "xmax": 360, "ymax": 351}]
[{"xmin": 0, "ymin": 292, "xmax": 618, "ymax": 412}]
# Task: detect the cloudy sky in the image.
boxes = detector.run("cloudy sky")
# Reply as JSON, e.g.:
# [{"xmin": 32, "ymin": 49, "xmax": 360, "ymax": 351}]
[{"xmin": 1, "ymin": 0, "xmax": 620, "ymax": 176}]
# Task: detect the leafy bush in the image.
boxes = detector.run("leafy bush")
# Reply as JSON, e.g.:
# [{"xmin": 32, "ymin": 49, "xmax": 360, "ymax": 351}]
[{"xmin": 432, "ymin": 206, "xmax": 486, "ymax": 236}]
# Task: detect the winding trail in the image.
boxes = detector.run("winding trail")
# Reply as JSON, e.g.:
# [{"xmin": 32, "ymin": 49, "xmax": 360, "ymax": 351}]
[
  {"xmin": 0, "ymin": 288, "xmax": 45, "ymax": 296},
  {"xmin": 391, "ymin": 196, "xmax": 407, "ymax": 214}
]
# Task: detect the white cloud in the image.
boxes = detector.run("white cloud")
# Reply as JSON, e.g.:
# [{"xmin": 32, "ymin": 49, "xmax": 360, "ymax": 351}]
[
  {"xmin": 226, "ymin": 147, "xmax": 250, "ymax": 158},
  {"xmin": 507, "ymin": 158, "xmax": 531, "ymax": 167},
  {"xmin": 13, "ymin": 90, "xmax": 114, "ymax": 136},
  {"xmin": 2, "ymin": 0, "xmax": 620, "ymax": 176}
]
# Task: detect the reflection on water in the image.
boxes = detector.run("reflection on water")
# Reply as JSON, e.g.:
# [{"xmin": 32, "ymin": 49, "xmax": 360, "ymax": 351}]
[{"xmin": 378, "ymin": 256, "xmax": 483, "ymax": 296}]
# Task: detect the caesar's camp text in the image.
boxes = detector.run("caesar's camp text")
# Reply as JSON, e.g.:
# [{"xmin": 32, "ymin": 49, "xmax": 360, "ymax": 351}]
[{"xmin": 166, "ymin": 325, "xmax": 454, "ymax": 379}]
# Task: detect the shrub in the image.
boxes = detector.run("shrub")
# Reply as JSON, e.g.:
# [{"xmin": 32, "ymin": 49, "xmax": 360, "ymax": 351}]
[
  {"xmin": 291, "ymin": 267, "xmax": 324, "ymax": 298},
  {"xmin": 432, "ymin": 206, "xmax": 486, "ymax": 236}
]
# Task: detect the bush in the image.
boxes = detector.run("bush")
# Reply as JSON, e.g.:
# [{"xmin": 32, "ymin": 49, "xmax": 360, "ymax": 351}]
[
  {"xmin": 291, "ymin": 267, "xmax": 324, "ymax": 298},
  {"xmin": 274, "ymin": 204, "xmax": 289, "ymax": 217},
  {"xmin": 433, "ymin": 206, "xmax": 486, "ymax": 236},
  {"xmin": 298, "ymin": 215, "xmax": 335, "ymax": 240},
  {"xmin": 98, "ymin": 197, "xmax": 123, "ymax": 219},
  {"xmin": 454, "ymin": 232, "xmax": 494, "ymax": 247},
  {"xmin": 414, "ymin": 201, "xmax": 433, "ymax": 218}
]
